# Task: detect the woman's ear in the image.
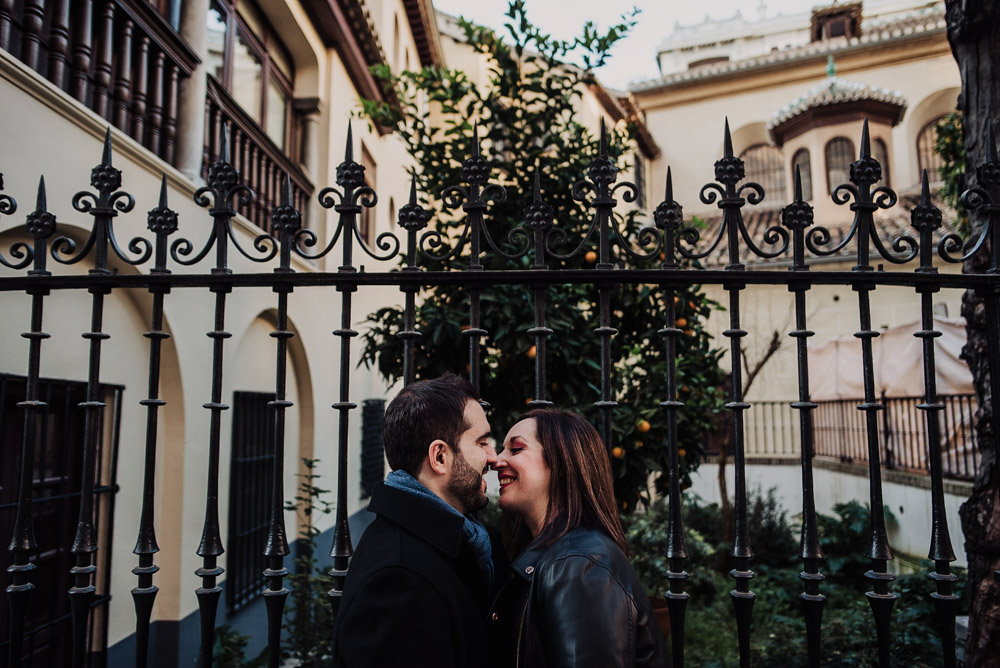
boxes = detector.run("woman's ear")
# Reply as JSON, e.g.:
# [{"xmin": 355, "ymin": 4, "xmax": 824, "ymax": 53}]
[{"xmin": 427, "ymin": 439, "xmax": 451, "ymax": 476}]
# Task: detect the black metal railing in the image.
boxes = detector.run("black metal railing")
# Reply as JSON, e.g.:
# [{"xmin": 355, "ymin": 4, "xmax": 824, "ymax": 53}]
[
  {"xmin": 741, "ymin": 396, "xmax": 979, "ymax": 480},
  {"xmin": 2, "ymin": 117, "xmax": 999, "ymax": 668},
  {"xmin": 813, "ymin": 394, "xmax": 979, "ymax": 480}
]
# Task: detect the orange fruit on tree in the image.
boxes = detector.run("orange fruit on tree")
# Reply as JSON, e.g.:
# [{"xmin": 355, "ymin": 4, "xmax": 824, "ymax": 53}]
[
  {"xmin": 585, "ymin": 250, "xmax": 598, "ymax": 263},
  {"xmin": 678, "ymin": 448, "xmax": 687, "ymax": 458},
  {"xmin": 675, "ymin": 318, "xmax": 687, "ymax": 328},
  {"xmin": 612, "ymin": 446, "xmax": 625, "ymax": 459},
  {"xmin": 684, "ymin": 329, "xmax": 695, "ymax": 337},
  {"xmin": 527, "ymin": 345, "xmax": 537, "ymax": 359},
  {"xmin": 637, "ymin": 419, "xmax": 651, "ymax": 433}
]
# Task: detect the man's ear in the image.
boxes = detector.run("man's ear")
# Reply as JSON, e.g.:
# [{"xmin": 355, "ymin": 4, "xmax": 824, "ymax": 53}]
[{"xmin": 427, "ymin": 439, "xmax": 451, "ymax": 476}]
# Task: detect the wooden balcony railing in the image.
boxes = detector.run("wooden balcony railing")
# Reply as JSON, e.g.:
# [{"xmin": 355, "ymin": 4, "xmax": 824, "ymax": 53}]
[
  {"xmin": 0, "ymin": 0, "xmax": 199, "ymax": 165},
  {"xmin": 203, "ymin": 77, "xmax": 313, "ymax": 233}
]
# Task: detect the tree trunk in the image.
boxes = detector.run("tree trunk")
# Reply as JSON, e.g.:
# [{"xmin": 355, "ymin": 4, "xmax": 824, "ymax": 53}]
[{"xmin": 945, "ymin": 2, "xmax": 1000, "ymax": 665}]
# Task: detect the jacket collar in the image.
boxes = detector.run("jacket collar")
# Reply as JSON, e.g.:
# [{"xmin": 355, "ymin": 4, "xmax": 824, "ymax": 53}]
[
  {"xmin": 368, "ymin": 482, "xmax": 466, "ymax": 558},
  {"xmin": 510, "ymin": 538, "xmax": 550, "ymax": 582}
]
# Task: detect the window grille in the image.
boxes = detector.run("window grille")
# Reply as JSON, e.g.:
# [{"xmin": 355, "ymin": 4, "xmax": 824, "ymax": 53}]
[
  {"xmin": 825, "ymin": 137, "xmax": 855, "ymax": 195},
  {"xmin": 0, "ymin": 374, "xmax": 121, "ymax": 667},
  {"xmin": 226, "ymin": 390, "xmax": 276, "ymax": 612},
  {"xmin": 917, "ymin": 117, "xmax": 948, "ymax": 181},
  {"xmin": 741, "ymin": 144, "xmax": 786, "ymax": 203}
]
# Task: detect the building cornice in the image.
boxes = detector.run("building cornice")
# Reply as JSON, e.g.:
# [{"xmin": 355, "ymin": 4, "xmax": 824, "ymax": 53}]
[
  {"xmin": 402, "ymin": 0, "xmax": 444, "ymax": 68},
  {"xmin": 632, "ymin": 5, "xmax": 947, "ymax": 97},
  {"xmin": 631, "ymin": 31, "xmax": 950, "ymax": 111},
  {"xmin": 300, "ymin": 0, "xmax": 400, "ymax": 130}
]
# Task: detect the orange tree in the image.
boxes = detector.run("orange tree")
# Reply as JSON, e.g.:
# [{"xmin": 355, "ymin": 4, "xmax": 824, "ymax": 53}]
[{"xmin": 359, "ymin": 0, "xmax": 725, "ymax": 510}]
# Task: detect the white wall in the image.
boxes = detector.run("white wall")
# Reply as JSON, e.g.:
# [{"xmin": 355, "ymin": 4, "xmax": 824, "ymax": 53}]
[{"xmin": 688, "ymin": 461, "xmax": 969, "ymax": 567}]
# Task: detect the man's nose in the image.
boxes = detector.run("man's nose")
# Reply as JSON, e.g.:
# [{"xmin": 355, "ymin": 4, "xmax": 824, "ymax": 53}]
[{"xmin": 485, "ymin": 446, "xmax": 499, "ymax": 465}]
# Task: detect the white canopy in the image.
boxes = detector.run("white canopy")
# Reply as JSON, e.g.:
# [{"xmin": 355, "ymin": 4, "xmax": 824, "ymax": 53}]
[{"xmin": 808, "ymin": 316, "xmax": 973, "ymax": 400}]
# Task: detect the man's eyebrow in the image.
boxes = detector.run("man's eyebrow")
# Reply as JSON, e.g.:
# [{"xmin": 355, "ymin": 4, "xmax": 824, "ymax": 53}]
[{"xmin": 476, "ymin": 431, "xmax": 492, "ymax": 442}]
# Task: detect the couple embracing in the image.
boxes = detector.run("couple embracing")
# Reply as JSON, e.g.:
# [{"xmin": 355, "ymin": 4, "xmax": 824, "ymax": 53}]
[{"xmin": 334, "ymin": 374, "xmax": 668, "ymax": 668}]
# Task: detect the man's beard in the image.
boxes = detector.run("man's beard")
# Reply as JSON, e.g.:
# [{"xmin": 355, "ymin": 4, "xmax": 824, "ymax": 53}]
[{"xmin": 447, "ymin": 449, "xmax": 487, "ymax": 514}]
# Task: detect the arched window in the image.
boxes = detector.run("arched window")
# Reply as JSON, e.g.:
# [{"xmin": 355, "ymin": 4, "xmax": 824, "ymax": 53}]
[
  {"xmin": 740, "ymin": 144, "xmax": 786, "ymax": 203},
  {"xmin": 825, "ymin": 137, "xmax": 855, "ymax": 193},
  {"xmin": 917, "ymin": 117, "xmax": 947, "ymax": 180},
  {"xmin": 872, "ymin": 138, "xmax": 890, "ymax": 186},
  {"xmin": 791, "ymin": 148, "xmax": 813, "ymax": 201}
]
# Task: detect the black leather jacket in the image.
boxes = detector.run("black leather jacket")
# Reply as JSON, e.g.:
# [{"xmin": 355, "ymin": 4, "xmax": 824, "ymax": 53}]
[{"xmin": 489, "ymin": 527, "xmax": 668, "ymax": 668}]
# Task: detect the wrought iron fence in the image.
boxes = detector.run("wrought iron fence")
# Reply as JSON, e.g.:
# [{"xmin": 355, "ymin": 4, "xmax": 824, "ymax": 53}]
[{"xmin": 2, "ymin": 116, "xmax": 999, "ymax": 668}]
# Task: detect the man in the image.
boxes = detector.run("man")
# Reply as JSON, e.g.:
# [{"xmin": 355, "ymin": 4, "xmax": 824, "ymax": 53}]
[{"xmin": 334, "ymin": 374, "xmax": 499, "ymax": 667}]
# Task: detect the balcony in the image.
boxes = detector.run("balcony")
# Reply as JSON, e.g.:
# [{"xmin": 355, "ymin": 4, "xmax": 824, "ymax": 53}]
[{"xmin": 0, "ymin": 0, "xmax": 198, "ymax": 163}]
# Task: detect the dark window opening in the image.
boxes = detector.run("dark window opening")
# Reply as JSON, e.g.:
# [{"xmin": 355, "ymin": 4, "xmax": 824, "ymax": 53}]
[
  {"xmin": 0, "ymin": 374, "xmax": 122, "ymax": 667},
  {"xmin": 360, "ymin": 399, "xmax": 386, "ymax": 498},
  {"xmin": 633, "ymin": 157, "xmax": 646, "ymax": 210},
  {"xmin": 811, "ymin": 3, "xmax": 862, "ymax": 42},
  {"xmin": 226, "ymin": 390, "xmax": 276, "ymax": 612},
  {"xmin": 917, "ymin": 116, "xmax": 948, "ymax": 181},
  {"xmin": 825, "ymin": 137, "xmax": 855, "ymax": 195},
  {"xmin": 792, "ymin": 148, "xmax": 813, "ymax": 201},
  {"xmin": 741, "ymin": 144, "xmax": 787, "ymax": 204}
]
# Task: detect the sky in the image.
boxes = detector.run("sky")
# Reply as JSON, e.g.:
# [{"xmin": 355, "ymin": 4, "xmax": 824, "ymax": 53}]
[{"xmin": 431, "ymin": 0, "xmax": 811, "ymax": 90}]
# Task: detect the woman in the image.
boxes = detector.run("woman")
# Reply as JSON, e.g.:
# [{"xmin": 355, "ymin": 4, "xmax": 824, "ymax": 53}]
[{"xmin": 489, "ymin": 408, "xmax": 668, "ymax": 668}]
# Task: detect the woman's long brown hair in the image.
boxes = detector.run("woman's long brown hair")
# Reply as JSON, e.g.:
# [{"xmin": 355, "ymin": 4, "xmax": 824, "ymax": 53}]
[{"xmin": 506, "ymin": 409, "xmax": 628, "ymax": 558}]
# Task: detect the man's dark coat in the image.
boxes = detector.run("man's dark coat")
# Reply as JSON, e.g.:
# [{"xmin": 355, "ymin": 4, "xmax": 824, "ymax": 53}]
[{"xmin": 334, "ymin": 482, "xmax": 498, "ymax": 667}]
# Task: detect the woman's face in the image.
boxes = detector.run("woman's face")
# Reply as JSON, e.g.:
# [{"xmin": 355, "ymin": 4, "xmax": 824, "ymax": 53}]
[{"xmin": 496, "ymin": 418, "xmax": 551, "ymax": 537}]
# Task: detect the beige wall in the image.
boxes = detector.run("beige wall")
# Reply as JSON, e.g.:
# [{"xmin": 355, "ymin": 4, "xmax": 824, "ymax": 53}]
[
  {"xmin": 0, "ymin": 0, "xmax": 423, "ymax": 643},
  {"xmin": 635, "ymin": 48, "xmax": 959, "ymax": 218}
]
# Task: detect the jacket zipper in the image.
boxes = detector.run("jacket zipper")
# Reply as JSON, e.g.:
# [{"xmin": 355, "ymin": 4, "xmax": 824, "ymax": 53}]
[{"xmin": 515, "ymin": 600, "xmax": 528, "ymax": 668}]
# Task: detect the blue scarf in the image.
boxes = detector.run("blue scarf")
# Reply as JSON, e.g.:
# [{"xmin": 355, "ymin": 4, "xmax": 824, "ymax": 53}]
[{"xmin": 384, "ymin": 470, "xmax": 494, "ymax": 586}]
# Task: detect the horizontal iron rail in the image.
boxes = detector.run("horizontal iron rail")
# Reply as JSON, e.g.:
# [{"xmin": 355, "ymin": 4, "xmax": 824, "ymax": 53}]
[{"xmin": 0, "ymin": 269, "xmax": 995, "ymax": 291}]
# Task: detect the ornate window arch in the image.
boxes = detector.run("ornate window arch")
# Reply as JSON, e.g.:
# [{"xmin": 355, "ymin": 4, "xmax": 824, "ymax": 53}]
[
  {"xmin": 740, "ymin": 144, "xmax": 786, "ymax": 203},
  {"xmin": 825, "ymin": 137, "xmax": 855, "ymax": 194},
  {"xmin": 917, "ymin": 116, "xmax": 948, "ymax": 180}
]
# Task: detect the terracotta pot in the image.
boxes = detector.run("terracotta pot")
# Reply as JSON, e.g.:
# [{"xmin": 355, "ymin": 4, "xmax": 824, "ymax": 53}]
[{"xmin": 648, "ymin": 595, "xmax": 671, "ymax": 638}]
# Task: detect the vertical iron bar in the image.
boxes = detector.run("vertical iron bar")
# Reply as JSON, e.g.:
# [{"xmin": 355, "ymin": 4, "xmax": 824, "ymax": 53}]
[
  {"xmin": 725, "ymin": 281, "xmax": 755, "ymax": 668},
  {"xmin": 64, "ymin": 131, "xmax": 130, "ymax": 668},
  {"xmin": 329, "ymin": 286, "xmax": 357, "ymax": 617},
  {"xmin": 711, "ymin": 119, "xmax": 756, "ymax": 666},
  {"xmin": 326, "ymin": 126, "xmax": 363, "ymax": 620},
  {"xmin": 397, "ymin": 177, "xmax": 429, "ymax": 387},
  {"xmin": 782, "ymin": 167, "xmax": 826, "ymax": 668},
  {"xmin": 191, "ymin": 123, "xmax": 249, "ymax": 667},
  {"xmin": 196, "ymin": 285, "xmax": 229, "ymax": 668},
  {"xmin": 654, "ymin": 168, "xmax": 688, "ymax": 667},
  {"xmin": 461, "ymin": 126, "xmax": 490, "ymax": 393},
  {"xmin": 5, "ymin": 178, "xmax": 54, "ymax": 668},
  {"xmin": 132, "ymin": 176, "xmax": 178, "ymax": 668},
  {"xmin": 587, "ymin": 121, "xmax": 620, "ymax": 451},
  {"xmin": 526, "ymin": 168, "xmax": 554, "ymax": 408},
  {"xmin": 261, "ymin": 177, "xmax": 301, "ymax": 666},
  {"xmin": 846, "ymin": 122, "xmax": 897, "ymax": 666}
]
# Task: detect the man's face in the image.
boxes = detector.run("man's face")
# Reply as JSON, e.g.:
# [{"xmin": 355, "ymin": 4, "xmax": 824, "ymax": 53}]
[{"xmin": 446, "ymin": 399, "xmax": 496, "ymax": 514}]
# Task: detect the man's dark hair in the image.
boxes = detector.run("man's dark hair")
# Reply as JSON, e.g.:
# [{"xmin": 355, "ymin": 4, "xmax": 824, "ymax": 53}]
[{"xmin": 383, "ymin": 374, "xmax": 481, "ymax": 475}]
